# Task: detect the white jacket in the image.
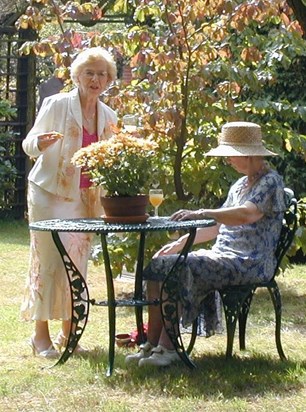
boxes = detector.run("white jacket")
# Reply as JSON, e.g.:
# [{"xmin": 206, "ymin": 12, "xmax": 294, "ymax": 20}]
[{"xmin": 22, "ymin": 88, "xmax": 117, "ymax": 200}]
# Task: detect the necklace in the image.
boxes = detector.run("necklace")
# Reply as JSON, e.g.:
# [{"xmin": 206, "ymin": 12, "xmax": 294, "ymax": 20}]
[
  {"xmin": 82, "ymin": 105, "xmax": 97, "ymax": 123},
  {"xmin": 79, "ymin": 89, "xmax": 97, "ymax": 122},
  {"xmin": 83, "ymin": 112, "xmax": 96, "ymax": 123}
]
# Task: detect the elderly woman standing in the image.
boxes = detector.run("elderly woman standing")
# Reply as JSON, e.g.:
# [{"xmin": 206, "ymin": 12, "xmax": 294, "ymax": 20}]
[
  {"xmin": 125, "ymin": 121, "xmax": 286, "ymax": 367},
  {"xmin": 21, "ymin": 47, "xmax": 117, "ymax": 357}
]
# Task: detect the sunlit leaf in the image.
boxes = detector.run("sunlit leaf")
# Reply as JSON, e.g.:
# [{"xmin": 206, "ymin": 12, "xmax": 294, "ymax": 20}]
[
  {"xmin": 113, "ymin": 0, "xmax": 128, "ymax": 13},
  {"xmin": 285, "ymin": 138, "xmax": 292, "ymax": 152}
]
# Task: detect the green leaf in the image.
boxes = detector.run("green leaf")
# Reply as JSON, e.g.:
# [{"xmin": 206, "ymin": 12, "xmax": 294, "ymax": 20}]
[{"xmin": 113, "ymin": 0, "xmax": 128, "ymax": 13}]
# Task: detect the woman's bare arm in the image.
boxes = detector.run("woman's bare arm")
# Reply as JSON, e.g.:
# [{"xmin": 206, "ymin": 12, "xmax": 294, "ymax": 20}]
[{"xmin": 171, "ymin": 201, "xmax": 264, "ymax": 226}]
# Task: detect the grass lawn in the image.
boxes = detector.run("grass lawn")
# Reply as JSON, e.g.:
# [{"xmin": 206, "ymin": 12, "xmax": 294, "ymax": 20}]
[{"xmin": 1, "ymin": 219, "xmax": 306, "ymax": 411}]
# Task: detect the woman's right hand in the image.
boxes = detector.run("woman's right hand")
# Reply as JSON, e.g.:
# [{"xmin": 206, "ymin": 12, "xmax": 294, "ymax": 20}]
[
  {"xmin": 153, "ymin": 236, "xmax": 187, "ymax": 258},
  {"xmin": 37, "ymin": 131, "xmax": 63, "ymax": 151}
]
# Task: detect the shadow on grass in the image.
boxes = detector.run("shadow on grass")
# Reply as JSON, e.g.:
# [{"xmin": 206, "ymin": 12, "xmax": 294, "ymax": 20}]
[
  {"xmin": 81, "ymin": 348, "xmax": 306, "ymax": 401},
  {"xmin": 254, "ymin": 282, "xmax": 306, "ymax": 307}
]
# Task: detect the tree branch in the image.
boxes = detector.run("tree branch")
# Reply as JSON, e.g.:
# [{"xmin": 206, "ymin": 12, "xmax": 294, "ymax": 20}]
[{"xmin": 287, "ymin": 0, "xmax": 306, "ymax": 37}]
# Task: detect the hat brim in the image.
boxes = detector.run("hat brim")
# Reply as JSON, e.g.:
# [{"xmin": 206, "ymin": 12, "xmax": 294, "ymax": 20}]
[{"xmin": 204, "ymin": 144, "xmax": 277, "ymax": 157}]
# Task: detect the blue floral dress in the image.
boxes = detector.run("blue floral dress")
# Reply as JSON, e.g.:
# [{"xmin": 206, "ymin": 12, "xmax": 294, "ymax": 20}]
[{"xmin": 143, "ymin": 170, "xmax": 286, "ymax": 327}]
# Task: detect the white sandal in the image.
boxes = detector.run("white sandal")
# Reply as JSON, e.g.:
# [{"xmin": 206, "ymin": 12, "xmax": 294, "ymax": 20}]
[{"xmin": 29, "ymin": 337, "xmax": 59, "ymax": 359}]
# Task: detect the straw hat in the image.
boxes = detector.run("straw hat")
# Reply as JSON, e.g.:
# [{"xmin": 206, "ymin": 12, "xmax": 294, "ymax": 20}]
[{"xmin": 205, "ymin": 121, "xmax": 277, "ymax": 156}]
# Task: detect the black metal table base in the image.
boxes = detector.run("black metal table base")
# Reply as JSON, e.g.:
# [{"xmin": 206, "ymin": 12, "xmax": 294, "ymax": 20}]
[
  {"xmin": 51, "ymin": 231, "xmax": 90, "ymax": 366},
  {"xmin": 29, "ymin": 217, "xmax": 216, "ymax": 375},
  {"xmin": 160, "ymin": 228, "xmax": 198, "ymax": 369}
]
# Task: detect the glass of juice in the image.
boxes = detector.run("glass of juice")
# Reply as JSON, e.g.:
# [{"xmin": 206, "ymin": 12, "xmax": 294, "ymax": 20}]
[{"xmin": 149, "ymin": 189, "xmax": 164, "ymax": 217}]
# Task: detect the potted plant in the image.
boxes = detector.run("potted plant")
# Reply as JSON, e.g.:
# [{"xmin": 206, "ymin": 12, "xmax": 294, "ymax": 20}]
[{"xmin": 71, "ymin": 126, "xmax": 159, "ymax": 222}]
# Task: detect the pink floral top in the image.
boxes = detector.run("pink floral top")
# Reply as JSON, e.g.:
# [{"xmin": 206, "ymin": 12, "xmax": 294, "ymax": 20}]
[{"xmin": 80, "ymin": 127, "xmax": 98, "ymax": 188}]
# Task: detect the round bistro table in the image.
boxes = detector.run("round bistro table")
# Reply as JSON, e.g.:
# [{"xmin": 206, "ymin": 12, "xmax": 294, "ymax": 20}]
[{"xmin": 29, "ymin": 216, "xmax": 216, "ymax": 375}]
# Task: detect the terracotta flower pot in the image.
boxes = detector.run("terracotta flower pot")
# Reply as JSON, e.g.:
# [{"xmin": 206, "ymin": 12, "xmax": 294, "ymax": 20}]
[{"xmin": 101, "ymin": 194, "xmax": 149, "ymax": 223}]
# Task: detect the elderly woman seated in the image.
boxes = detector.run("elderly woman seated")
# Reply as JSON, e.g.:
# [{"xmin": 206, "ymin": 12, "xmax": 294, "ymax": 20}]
[{"xmin": 125, "ymin": 121, "xmax": 286, "ymax": 367}]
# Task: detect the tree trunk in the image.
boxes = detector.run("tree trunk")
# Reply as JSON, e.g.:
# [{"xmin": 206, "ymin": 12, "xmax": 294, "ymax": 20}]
[{"xmin": 287, "ymin": 0, "xmax": 306, "ymax": 36}]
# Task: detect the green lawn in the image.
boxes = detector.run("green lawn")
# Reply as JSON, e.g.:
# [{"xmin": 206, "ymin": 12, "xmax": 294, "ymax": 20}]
[{"xmin": 1, "ymin": 219, "xmax": 306, "ymax": 412}]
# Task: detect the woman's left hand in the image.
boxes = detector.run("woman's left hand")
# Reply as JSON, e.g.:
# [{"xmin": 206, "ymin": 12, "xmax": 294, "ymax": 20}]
[{"xmin": 171, "ymin": 209, "xmax": 204, "ymax": 221}]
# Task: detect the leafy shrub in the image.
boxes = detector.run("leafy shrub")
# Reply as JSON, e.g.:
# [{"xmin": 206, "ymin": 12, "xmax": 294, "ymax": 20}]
[{"xmin": 0, "ymin": 100, "xmax": 18, "ymax": 213}]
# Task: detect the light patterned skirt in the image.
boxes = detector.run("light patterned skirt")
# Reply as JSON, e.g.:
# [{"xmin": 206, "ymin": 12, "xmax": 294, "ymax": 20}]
[{"xmin": 20, "ymin": 182, "xmax": 102, "ymax": 321}]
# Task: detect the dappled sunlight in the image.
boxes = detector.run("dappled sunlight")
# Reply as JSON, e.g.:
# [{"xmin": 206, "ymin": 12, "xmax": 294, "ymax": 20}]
[{"xmin": 2, "ymin": 221, "xmax": 306, "ymax": 411}]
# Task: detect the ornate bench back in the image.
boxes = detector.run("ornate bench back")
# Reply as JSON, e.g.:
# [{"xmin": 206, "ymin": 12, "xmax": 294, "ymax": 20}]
[{"xmin": 274, "ymin": 188, "xmax": 298, "ymax": 277}]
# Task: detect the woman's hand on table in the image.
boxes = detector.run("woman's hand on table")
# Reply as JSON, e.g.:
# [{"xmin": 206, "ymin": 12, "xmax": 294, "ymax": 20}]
[
  {"xmin": 171, "ymin": 209, "xmax": 208, "ymax": 221},
  {"xmin": 37, "ymin": 131, "xmax": 63, "ymax": 151}
]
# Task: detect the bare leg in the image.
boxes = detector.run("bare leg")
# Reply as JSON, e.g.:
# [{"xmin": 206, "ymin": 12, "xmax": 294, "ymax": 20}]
[
  {"xmin": 146, "ymin": 280, "xmax": 163, "ymax": 346},
  {"xmin": 32, "ymin": 320, "xmax": 53, "ymax": 351},
  {"xmin": 146, "ymin": 280, "xmax": 181, "ymax": 350},
  {"xmin": 157, "ymin": 300, "xmax": 182, "ymax": 350},
  {"xmin": 126, "ymin": 280, "xmax": 177, "ymax": 365},
  {"xmin": 53, "ymin": 319, "xmax": 72, "ymax": 349},
  {"xmin": 158, "ymin": 327, "xmax": 175, "ymax": 349},
  {"xmin": 61, "ymin": 319, "xmax": 71, "ymax": 338},
  {"xmin": 158, "ymin": 293, "xmax": 183, "ymax": 350},
  {"xmin": 52, "ymin": 320, "xmax": 73, "ymax": 350},
  {"xmin": 55, "ymin": 319, "xmax": 86, "ymax": 352}
]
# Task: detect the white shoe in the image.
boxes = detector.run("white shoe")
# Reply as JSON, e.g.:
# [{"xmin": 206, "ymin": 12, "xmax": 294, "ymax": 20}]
[
  {"xmin": 125, "ymin": 341, "xmax": 154, "ymax": 364},
  {"xmin": 138, "ymin": 345, "xmax": 180, "ymax": 367},
  {"xmin": 29, "ymin": 337, "xmax": 59, "ymax": 359}
]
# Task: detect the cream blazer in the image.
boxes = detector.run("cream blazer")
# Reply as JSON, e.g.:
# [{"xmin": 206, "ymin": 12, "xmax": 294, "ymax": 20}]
[{"xmin": 22, "ymin": 88, "xmax": 117, "ymax": 200}]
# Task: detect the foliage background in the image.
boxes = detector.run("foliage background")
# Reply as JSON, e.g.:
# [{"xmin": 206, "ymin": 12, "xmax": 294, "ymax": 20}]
[
  {"xmin": 0, "ymin": 100, "xmax": 17, "ymax": 214},
  {"xmin": 14, "ymin": 0, "xmax": 306, "ymax": 273}
]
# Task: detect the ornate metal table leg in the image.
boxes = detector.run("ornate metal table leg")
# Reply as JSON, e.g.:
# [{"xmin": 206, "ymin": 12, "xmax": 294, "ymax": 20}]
[
  {"xmin": 51, "ymin": 231, "xmax": 90, "ymax": 365},
  {"xmin": 100, "ymin": 233, "xmax": 116, "ymax": 376},
  {"xmin": 134, "ymin": 231, "xmax": 146, "ymax": 344},
  {"xmin": 160, "ymin": 228, "xmax": 197, "ymax": 369}
]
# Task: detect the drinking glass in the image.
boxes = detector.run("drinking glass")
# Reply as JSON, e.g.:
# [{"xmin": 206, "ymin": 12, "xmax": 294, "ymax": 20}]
[
  {"xmin": 149, "ymin": 189, "xmax": 164, "ymax": 217},
  {"xmin": 122, "ymin": 114, "xmax": 138, "ymax": 132}
]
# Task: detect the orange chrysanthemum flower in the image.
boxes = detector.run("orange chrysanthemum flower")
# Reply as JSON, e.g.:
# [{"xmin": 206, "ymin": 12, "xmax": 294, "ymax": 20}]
[{"xmin": 71, "ymin": 127, "xmax": 158, "ymax": 197}]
